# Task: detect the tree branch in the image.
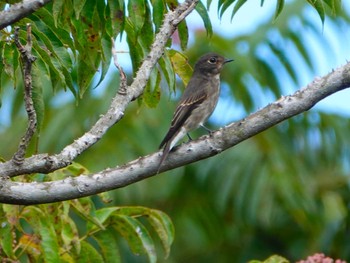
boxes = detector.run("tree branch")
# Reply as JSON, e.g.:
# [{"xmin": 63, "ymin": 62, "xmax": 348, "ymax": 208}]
[
  {"xmin": 1, "ymin": 62, "xmax": 349, "ymax": 204},
  {"xmin": 0, "ymin": 0, "xmax": 51, "ymax": 30},
  {"xmin": 12, "ymin": 25, "xmax": 37, "ymax": 165},
  {"xmin": 0, "ymin": 0, "xmax": 199, "ymax": 178}
]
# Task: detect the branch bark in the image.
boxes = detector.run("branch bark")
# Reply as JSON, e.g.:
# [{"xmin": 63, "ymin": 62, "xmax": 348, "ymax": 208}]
[
  {"xmin": 0, "ymin": 0, "xmax": 52, "ymax": 30},
  {"xmin": 1, "ymin": 62, "xmax": 350, "ymax": 204},
  {"xmin": 12, "ymin": 25, "xmax": 37, "ymax": 165},
  {"xmin": 0, "ymin": 0, "xmax": 199, "ymax": 178}
]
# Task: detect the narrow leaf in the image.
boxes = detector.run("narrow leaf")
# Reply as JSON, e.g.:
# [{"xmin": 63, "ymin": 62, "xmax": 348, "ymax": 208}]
[
  {"xmin": 143, "ymin": 69, "xmax": 161, "ymax": 108},
  {"xmin": 274, "ymin": 0, "xmax": 284, "ymax": 20},
  {"xmin": 159, "ymin": 52, "xmax": 176, "ymax": 92},
  {"xmin": 231, "ymin": 0, "xmax": 248, "ymax": 21},
  {"xmin": 306, "ymin": 0, "xmax": 325, "ymax": 24},
  {"xmin": 152, "ymin": 0, "xmax": 165, "ymax": 32},
  {"xmin": 195, "ymin": 1, "xmax": 213, "ymax": 36},
  {"xmin": 177, "ymin": 20, "xmax": 189, "ymax": 50}
]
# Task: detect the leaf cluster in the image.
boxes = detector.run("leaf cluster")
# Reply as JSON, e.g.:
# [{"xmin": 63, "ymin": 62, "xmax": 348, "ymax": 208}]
[{"xmin": 0, "ymin": 165, "xmax": 174, "ymax": 262}]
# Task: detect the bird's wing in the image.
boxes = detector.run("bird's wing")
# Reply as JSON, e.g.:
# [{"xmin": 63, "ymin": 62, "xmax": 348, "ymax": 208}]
[{"xmin": 159, "ymin": 85, "xmax": 207, "ymax": 149}]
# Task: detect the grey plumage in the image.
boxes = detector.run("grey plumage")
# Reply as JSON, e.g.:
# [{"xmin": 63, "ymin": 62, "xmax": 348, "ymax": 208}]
[{"xmin": 158, "ymin": 53, "xmax": 233, "ymax": 172}]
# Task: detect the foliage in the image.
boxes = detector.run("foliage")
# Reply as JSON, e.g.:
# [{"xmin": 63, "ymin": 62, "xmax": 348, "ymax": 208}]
[
  {"xmin": 0, "ymin": 164, "xmax": 174, "ymax": 262},
  {"xmin": 1, "ymin": 0, "xmax": 350, "ymax": 262}
]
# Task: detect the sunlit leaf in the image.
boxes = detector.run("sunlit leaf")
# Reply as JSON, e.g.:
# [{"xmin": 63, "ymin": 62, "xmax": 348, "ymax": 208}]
[{"xmin": 168, "ymin": 49, "xmax": 192, "ymax": 86}]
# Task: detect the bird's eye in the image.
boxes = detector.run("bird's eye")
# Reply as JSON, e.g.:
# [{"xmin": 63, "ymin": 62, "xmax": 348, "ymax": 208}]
[{"xmin": 208, "ymin": 57, "xmax": 217, "ymax": 64}]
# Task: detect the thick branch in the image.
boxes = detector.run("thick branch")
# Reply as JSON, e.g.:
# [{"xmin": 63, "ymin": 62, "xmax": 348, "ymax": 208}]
[
  {"xmin": 0, "ymin": 0, "xmax": 51, "ymax": 30},
  {"xmin": 1, "ymin": 62, "xmax": 350, "ymax": 204},
  {"xmin": 12, "ymin": 25, "xmax": 37, "ymax": 165},
  {"xmin": 0, "ymin": 0, "xmax": 199, "ymax": 178}
]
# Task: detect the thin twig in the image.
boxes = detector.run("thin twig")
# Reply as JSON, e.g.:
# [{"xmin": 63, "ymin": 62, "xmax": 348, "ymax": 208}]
[
  {"xmin": 12, "ymin": 25, "xmax": 37, "ymax": 165},
  {"xmin": 111, "ymin": 38, "xmax": 127, "ymax": 95}
]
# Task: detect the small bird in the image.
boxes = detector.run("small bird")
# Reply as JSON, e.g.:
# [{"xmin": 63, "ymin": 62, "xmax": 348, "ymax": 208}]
[{"xmin": 158, "ymin": 53, "xmax": 233, "ymax": 171}]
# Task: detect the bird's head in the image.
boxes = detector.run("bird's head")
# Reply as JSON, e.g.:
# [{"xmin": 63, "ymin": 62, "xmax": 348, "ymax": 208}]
[{"xmin": 194, "ymin": 53, "xmax": 233, "ymax": 75}]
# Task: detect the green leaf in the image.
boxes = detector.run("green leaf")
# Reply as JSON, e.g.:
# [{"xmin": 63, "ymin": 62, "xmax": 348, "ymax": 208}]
[
  {"xmin": 0, "ymin": 221, "xmax": 14, "ymax": 257},
  {"xmin": 288, "ymin": 31, "xmax": 313, "ymax": 70},
  {"xmin": 274, "ymin": 0, "xmax": 284, "ymax": 20},
  {"xmin": 77, "ymin": 241, "xmax": 104, "ymax": 263},
  {"xmin": 195, "ymin": 1, "xmax": 213, "ymax": 36},
  {"xmin": 249, "ymin": 255, "xmax": 289, "ymax": 263},
  {"xmin": 2, "ymin": 42, "xmax": 15, "ymax": 80},
  {"xmin": 306, "ymin": 0, "xmax": 325, "ymax": 24},
  {"xmin": 146, "ymin": 210, "xmax": 175, "ymax": 259},
  {"xmin": 61, "ymin": 203, "xmax": 80, "ymax": 255},
  {"xmin": 177, "ymin": 19, "xmax": 188, "ymax": 50},
  {"xmin": 73, "ymin": 0, "xmax": 87, "ymax": 19},
  {"xmin": 71, "ymin": 199, "xmax": 105, "ymax": 230},
  {"xmin": 52, "ymin": 0, "xmax": 64, "ymax": 27},
  {"xmin": 87, "ymin": 207, "xmax": 119, "ymax": 233},
  {"xmin": 219, "ymin": 0, "xmax": 236, "ymax": 19},
  {"xmin": 143, "ymin": 68, "xmax": 161, "ymax": 108},
  {"xmin": 107, "ymin": 0, "xmax": 125, "ymax": 38},
  {"xmin": 267, "ymin": 41, "xmax": 299, "ymax": 86},
  {"xmin": 30, "ymin": 8, "xmax": 75, "ymax": 52},
  {"xmin": 139, "ymin": 1, "xmax": 154, "ymax": 50},
  {"xmin": 127, "ymin": 0, "xmax": 145, "ymax": 36},
  {"xmin": 31, "ymin": 42, "xmax": 64, "ymax": 91},
  {"xmin": 39, "ymin": 217, "xmax": 60, "ymax": 262},
  {"xmin": 112, "ymin": 206, "xmax": 174, "ymax": 258},
  {"xmin": 113, "ymin": 214, "xmax": 157, "ymax": 263},
  {"xmin": 168, "ymin": 49, "xmax": 192, "ymax": 87},
  {"xmin": 254, "ymin": 57, "xmax": 280, "ymax": 97},
  {"xmin": 231, "ymin": 0, "xmax": 248, "ymax": 20},
  {"xmin": 152, "ymin": 0, "xmax": 165, "ymax": 32},
  {"xmin": 159, "ymin": 52, "xmax": 176, "ymax": 92},
  {"xmin": 93, "ymin": 231, "xmax": 122, "ymax": 263}
]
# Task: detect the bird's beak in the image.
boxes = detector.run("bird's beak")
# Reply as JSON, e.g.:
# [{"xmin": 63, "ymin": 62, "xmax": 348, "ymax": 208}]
[{"xmin": 224, "ymin": 58, "xmax": 234, "ymax": 64}]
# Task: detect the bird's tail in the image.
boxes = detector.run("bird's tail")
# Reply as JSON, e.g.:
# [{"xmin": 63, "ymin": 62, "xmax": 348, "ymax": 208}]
[
  {"xmin": 156, "ymin": 141, "xmax": 172, "ymax": 174},
  {"xmin": 157, "ymin": 127, "xmax": 187, "ymax": 173}
]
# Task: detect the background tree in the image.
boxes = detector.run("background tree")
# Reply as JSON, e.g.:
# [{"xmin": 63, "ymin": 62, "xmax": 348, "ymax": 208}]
[{"xmin": 0, "ymin": 0, "xmax": 350, "ymax": 262}]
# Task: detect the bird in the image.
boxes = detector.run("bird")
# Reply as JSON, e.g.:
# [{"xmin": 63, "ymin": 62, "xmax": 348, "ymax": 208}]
[{"xmin": 157, "ymin": 52, "xmax": 233, "ymax": 172}]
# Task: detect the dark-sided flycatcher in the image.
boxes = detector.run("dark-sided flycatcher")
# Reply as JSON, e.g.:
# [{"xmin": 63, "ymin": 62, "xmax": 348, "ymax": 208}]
[{"xmin": 158, "ymin": 53, "xmax": 233, "ymax": 171}]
